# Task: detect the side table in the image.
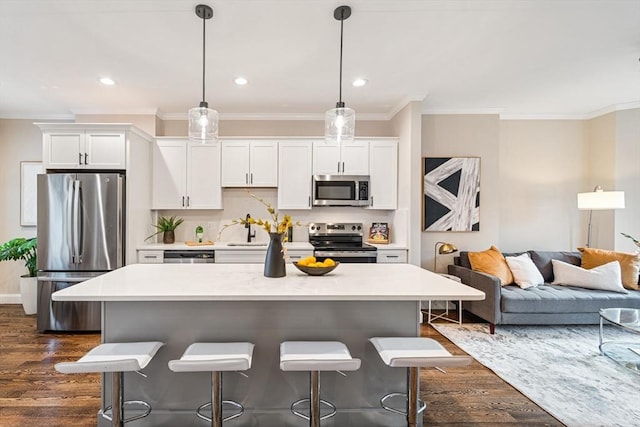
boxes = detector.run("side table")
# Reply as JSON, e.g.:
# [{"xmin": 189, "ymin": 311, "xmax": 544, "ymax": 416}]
[{"xmin": 426, "ymin": 274, "xmax": 462, "ymax": 324}]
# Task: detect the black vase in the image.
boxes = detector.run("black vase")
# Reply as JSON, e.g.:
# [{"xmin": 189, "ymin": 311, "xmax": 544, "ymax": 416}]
[{"xmin": 264, "ymin": 232, "xmax": 286, "ymax": 278}]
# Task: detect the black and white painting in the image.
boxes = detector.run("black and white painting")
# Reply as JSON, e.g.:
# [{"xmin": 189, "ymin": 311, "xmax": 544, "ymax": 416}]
[{"xmin": 423, "ymin": 157, "xmax": 480, "ymax": 231}]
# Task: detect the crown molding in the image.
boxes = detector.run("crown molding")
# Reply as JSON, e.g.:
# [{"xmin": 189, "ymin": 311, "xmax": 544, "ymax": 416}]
[
  {"xmin": 72, "ymin": 108, "xmax": 160, "ymax": 116},
  {"xmin": 158, "ymin": 111, "xmax": 392, "ymax": 121},
  {"xmin": 0, "ymin": 113, "xmax": 75, "ymax": 120},
  {"xmin": 422, "ymin": 107, "xmax": 504, "ymax": 115}
]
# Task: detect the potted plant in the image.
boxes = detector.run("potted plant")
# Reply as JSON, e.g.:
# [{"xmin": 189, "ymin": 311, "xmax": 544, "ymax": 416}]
[
  {"xmin": 0, "ymin": 237, "xmax": 37, "ymax": 314},
  {"xmin": 146, "ymin": 215, "xmax": 184, "ymax": 244}
]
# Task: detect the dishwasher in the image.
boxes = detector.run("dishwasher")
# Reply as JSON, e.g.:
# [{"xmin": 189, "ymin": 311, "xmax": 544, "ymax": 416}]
[{"xmin": 163, "ymin": 250, "xmax": 215, "ymax": 263}]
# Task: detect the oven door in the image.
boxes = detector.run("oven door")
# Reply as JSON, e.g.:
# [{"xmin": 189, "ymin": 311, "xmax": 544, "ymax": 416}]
[{"xmin": 315, "ymin": 250, "xmax": 377, "ymax": 263}]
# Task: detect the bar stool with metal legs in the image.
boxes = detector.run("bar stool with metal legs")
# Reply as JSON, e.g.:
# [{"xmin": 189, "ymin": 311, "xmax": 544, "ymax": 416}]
[
  {"xmin": 280, "ymin": 341, "xmax": 361, "ymax": 427},
  {"xmin": 55, "ymin": 341, "xmax": 164, "ymax": 427},
  {"xmin": 369, "ymin": 337, "xmax": 471, "ymax": 427},
  {"xmin": 168, "ymin": 342, "xmax": 254, "ymax": 427}
]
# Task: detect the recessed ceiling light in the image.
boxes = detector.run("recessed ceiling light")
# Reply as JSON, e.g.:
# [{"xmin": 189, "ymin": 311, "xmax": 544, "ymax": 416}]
[
  {"xmin": 234, "ymin": 77, "xmax": 248, "ymax": 86},
  {"xmin": 99, "ymin": 77, "xmax": 116, "ymax": 86},
  {"xmin": 352, "ymin": 78, "xmax": 368, "ymax": 87}
]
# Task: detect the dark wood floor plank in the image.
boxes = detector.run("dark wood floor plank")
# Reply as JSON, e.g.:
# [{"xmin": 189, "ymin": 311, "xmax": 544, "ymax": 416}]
[{"xmin": 0, "ymin": 304, "xmax": 563, "ymax": 426}]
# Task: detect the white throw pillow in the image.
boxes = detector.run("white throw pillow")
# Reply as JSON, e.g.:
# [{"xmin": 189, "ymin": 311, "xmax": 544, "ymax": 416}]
[
  {"xmin": 551, "ymin": 259, "xmax": 627, "ymax": 293},
  {"xmin": 505, "ymin": 253, "xmax": 544, "ymax": 289}
]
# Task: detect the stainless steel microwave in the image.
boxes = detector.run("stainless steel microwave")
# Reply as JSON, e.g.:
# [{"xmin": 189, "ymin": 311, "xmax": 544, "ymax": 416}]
[{"xmin": 312, "ymin": 175, "xmax": 370, "ymax": 206}]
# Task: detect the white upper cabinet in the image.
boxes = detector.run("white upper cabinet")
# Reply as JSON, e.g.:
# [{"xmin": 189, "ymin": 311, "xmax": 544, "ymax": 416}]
[
  {"xmin": 153, "ymin": 139, "xmax": 222, "ymax": 209},
  {"xmin": 43, "ymin": 130, "xmax": 126, "ymax": 169},
  {"xmin": 221, "ymin": 140, "xmax": 278, "ymax": 187},
  {"xmin": 367, "ymin": 139, "xmax": 398, "ymax": 210},
  {"xmin": 278, "ymin": 141, "xmax": 313, "ymax": 210},
  {"xmin": 312, "ymin": 140, "xmax": 369, "ymax": 175}
]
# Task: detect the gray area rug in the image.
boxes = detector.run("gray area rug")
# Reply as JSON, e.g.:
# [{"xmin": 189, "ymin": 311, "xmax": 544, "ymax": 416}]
[{"xmin": 432, "ymin": 323, "xmax": 640, "ymax": 427}]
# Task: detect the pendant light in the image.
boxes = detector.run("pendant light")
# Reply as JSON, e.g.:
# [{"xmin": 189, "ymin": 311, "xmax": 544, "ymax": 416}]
[
  {"xmin": 188, "ymin": 4, "xmax": 219, "ymax": 142},
  {"xmin": 325, "ymin": 5, "xmax": 355, "ymax": 144}
]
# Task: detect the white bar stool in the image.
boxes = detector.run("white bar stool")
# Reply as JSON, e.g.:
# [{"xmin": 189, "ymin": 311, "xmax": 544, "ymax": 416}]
[
  {"xmin": 55, "ymin": 341, "xmax": 164, "ymax": 427},
  {"xmin": 369, "ymin": 337, "xmax": 471, "ymax": 427},
  {"xmin": 168, "ymin": 342, "xmax": 254, "ymax": 427},
  {"xmin": 280, "ymin": 341, "xmax": 361, "ymax": 427}
]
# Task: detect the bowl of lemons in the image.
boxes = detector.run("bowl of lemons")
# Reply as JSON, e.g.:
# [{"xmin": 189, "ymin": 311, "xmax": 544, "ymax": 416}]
[{"xmin": 293, "ymin": 256, "xmax": 339, "ymax": 276}]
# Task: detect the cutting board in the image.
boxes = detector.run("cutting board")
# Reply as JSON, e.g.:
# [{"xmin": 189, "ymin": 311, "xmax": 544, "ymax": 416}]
[{"xmin": 185, "ymin": 241, "xmax": 214, "ymax": 246}]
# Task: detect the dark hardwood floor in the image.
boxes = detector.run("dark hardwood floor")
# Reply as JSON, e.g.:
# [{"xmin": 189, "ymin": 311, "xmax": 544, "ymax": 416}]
[{"xmin": 0, "ymin": 305, "xmax": 562, "ymax": 426}]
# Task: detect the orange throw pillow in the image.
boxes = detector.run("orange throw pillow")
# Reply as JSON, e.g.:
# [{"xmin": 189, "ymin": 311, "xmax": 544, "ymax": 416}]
[
  {"xmin": 578, "ymin": 247, "xmax": 640, "ymax": 290},
  {"xmin": 468, "ymin": 246, "xmax": 514, "ymax": 286}
]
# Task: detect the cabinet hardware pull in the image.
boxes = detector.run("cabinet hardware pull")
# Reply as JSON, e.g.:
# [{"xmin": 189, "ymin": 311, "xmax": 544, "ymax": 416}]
[
  {"xmin": 144, "ymin": 255, "xmax": 156, "ymax": 259},
  {"xmin": 308, "ymin": 196, "xmax": 311, "ymax": 207},
  {"xmin": 84, "ymin": 153, "xmax": 88, "ymax": 165},
  {"xmin": 250, "ymin": 173, "xmax": 253, "ymax": 184},
  {"xmin": 245, "ymin": 173, "xmax": 248, "ymax": 184},
  {"xmin": 78, "ymin": 153, "xmax": 82, "ymax": 165},
  {"xmin": 337, "ymin": 162, "xmax": 340, "ymax": 173},
  {"xmin": 342, "ymin": 162, "xmax": 345, "ymax": 173},
  {"xmin": 387, "ymin": 255, "xmax": 399, "ymax": 258},
  {"xmin": 187, "ymin": 196, "xmax": 190, "ymax": 207},
  {"xmin": 182, "ymin": 196, "xmax": 185, "ymax": 207}
]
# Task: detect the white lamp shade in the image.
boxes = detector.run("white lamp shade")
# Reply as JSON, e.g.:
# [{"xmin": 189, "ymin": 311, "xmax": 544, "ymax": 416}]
[
  {"xmin": 188, "ymin": 106, "xmax": 219, "ymax": 142},
  {"xmin": 577, "ymin": 190, "xmax": 625, "ymax": 210},
  {"xmin": 325, "ymin": 107, "xmax": 355, "ymax": 143}
]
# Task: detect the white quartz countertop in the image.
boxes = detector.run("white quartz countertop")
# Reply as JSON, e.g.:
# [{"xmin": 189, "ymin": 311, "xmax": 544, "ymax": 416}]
[
  {"xmin": 139, "ymin": 242, "xmax": 313, "ymax": 251},
  {"xmin": 52, "ymin": 263, "xmax": 485, "ymax": 302}
]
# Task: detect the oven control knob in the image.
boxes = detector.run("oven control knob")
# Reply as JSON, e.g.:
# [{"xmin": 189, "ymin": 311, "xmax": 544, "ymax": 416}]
[
  {"xmin": 351, "ymin": 226, "xmax": 356, "ymax": 231},
  {"xmin": 357, "ymin": 225, "xmax": 362, "ymax": 231}
]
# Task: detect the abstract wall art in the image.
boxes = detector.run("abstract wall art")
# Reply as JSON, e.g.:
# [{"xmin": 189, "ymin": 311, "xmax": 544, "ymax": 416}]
[{"xmin": 423, "ymin": 157, "xmax": 480, "ymax": 231}]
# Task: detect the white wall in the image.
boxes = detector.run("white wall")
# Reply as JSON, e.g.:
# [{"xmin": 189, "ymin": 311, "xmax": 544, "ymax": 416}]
[
  {"xmin": 614, "ymin": 108, "xmax": 640, "ymax": 252},
  {"xmin": 391, "ymin": 101, "xmax": 423, "ymax": 264},
  {"xmin": 0, "ymin": 120, "xmax": 43, "ymax": 302},
  {"xmin": 421, "ymin": 114, "xmax": 501, "ymax": 272},
  {"xmin": 499, "ymin": 119, "xmax": 586, "ymax": 251}
]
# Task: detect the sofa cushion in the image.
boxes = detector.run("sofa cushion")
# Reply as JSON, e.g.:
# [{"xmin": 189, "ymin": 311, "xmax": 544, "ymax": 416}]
[
  {"xmin": 500, "ymin": 284, "xmax": 640, "ymax": 314},
  {"xmin": 578, "ymin": 247, "xmax": 640, "ymax": 290},
  {"xmin": 551, "ymin": 259, "xmax": 627, "ymax": 293},
  {"xmin": 505, "ymin": 253, "xmax": 544, "ymax": 289},
  {"xmin": 468, "ymin": 246, "xmax": 514, "ymax": 286},
  {"xmin": 528, "ymin": 251, "xmax": 581, "ymax": 283}
]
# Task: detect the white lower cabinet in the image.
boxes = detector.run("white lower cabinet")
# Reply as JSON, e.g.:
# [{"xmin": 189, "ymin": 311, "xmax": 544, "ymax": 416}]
[
  {"xmin": 214, "ymin": 249, "xmax": 313, "ymax": 264},
  {"xmin": 286, "ymin": 250, "xmax": 314, "ymax": 263},
  {"xmin": 137, "ymin": 250, "xmax": 164, "ymax": 264},
  {"xmin": 214, "ymin": 250, "xmax": 267, "ymax": 264},
  {"xmin": 377, "ymin": 249, "xmax": 408, "ymax": 263}
]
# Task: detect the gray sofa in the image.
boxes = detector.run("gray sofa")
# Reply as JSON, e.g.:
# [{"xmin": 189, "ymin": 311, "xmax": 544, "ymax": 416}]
[{"xmin": 447, "ymin": 250, "xmax": 640, "ymax": 334}]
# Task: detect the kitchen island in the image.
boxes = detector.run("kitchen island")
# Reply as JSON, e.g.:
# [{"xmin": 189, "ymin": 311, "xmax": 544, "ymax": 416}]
[{"xmin": 53, "ymin": 263, "xmax": 484, "ymax": 426}]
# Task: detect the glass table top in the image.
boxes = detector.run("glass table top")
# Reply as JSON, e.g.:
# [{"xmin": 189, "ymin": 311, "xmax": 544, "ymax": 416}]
[{"xmin": 599, "ymin": 308, "xmax": 640, "ymax": 333}]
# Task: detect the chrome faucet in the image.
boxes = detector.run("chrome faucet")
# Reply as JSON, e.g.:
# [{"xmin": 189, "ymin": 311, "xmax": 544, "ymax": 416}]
[{"xmin": 245, "ymin": 213, "xmax": 256, "ymax": 242}]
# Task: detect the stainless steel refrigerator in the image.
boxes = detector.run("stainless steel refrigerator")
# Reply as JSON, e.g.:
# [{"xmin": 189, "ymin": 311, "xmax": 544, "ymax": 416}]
[{"xmin": 37, "ymin": 173, "xmax": 125, "ymax": 332}]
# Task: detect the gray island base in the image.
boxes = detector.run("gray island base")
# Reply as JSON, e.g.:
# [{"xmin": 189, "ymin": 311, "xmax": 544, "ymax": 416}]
[
  {"xmin": 100, "ymin": 300, "xmax": 420, "ymax": 426},
  {"xmin": 51, "ymin": 263, "xmax": 485, "ymax": 426}
]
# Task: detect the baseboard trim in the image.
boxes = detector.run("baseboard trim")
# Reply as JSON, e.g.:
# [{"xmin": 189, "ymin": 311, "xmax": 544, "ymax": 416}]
[{"xmin": 0, "ymin": 294, "xmax": 22, "ymax": 304}]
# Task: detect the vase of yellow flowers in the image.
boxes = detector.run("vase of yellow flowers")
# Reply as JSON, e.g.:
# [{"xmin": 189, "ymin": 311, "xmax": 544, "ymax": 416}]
[{"xmin": 219, "ymin": 192, "xmax": 302, "ymax": 278}]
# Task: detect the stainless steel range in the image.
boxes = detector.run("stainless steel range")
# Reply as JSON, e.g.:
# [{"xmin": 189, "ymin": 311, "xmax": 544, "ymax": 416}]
[{"xmin": 308, "ymin": 222, "xmax": 377, "ymax": 263}]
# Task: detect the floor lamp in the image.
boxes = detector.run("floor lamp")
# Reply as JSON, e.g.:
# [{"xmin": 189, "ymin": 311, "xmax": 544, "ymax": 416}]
[{"xmin": 577, "ymin": 185, "xmax": 625, "ymax": 248}]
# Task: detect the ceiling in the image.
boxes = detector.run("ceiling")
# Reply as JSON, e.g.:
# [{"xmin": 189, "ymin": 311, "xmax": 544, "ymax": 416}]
[{"xmin": 0, "ymin": 0, "xmax": 639, "ymax": 121}]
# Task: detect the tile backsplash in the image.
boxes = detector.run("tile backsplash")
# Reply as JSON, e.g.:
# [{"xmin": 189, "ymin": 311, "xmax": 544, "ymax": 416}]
[{"xmin": 151, "ymin": 188, "xmax": 398, "ymax": 244}]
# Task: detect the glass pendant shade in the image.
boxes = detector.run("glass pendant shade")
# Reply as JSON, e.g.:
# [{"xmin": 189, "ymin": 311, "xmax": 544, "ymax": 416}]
[
  {"xmin": 188, "ymin": 102, "xmax": 219, "ymax": 142},
  {"xmin": 325, "ymin": 106, "xmax": 355, "ymax": 144}
]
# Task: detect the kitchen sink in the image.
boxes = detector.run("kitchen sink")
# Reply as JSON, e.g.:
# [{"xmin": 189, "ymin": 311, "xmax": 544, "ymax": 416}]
[{"xmin": 226, "ymin": 242, "xmax": 268, "ymax": 247}]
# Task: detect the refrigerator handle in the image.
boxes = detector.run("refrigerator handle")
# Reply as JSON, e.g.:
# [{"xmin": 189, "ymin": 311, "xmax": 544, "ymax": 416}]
[
  {"xmin": 72, "ymin": 180, "xmax": 81, "ymax": 264},
  {"xmin": 77, "ymin": 182, "xmax": 84, "ymax": 262}
]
